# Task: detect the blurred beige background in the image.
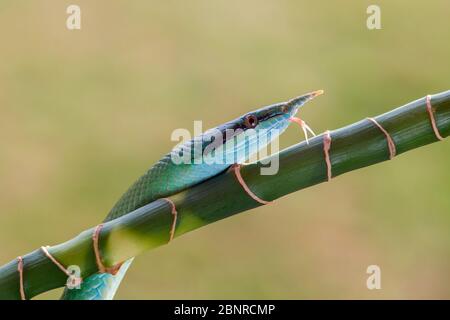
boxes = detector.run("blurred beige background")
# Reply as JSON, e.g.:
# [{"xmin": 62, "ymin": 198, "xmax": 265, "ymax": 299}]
[{"xmin": 0, "ymin": 0, "xmax": 449, "ymax": 299}]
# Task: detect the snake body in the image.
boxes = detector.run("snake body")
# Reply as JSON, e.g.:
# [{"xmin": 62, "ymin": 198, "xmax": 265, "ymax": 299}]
[{"xmin": 62, "ymin": 91, "xmax": 321, "ymax": 299}]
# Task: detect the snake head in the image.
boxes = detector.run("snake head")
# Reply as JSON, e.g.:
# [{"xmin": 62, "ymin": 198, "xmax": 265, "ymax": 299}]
[
  {"xmin": 199, "ymin": 90, "xmax": 324, "ymax": 165},
  {"xmin": 239, "ymin": 89, "xmax": 324, "ymax": 132}
]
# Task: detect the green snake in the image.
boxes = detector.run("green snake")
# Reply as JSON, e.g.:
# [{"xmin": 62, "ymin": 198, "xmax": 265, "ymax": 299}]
[{"xmin": 62, "ymin": 90, "xmax": 322, "ymax": 300}]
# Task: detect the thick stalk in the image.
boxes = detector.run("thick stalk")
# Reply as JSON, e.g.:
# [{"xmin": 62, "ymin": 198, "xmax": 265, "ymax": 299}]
[{"xmin": 0, "ymin": 91, "xmax": 448, "ymax": 299}]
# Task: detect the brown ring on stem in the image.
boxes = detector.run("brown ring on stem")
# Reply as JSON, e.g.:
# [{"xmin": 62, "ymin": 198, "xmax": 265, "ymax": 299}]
[
  {"xmin": 323, "ymin": 131, "xmax": 333, "ymax": 181},
  {"xmin": 426, "ymin": 95, "xmax": 444, "ymax": 141},
  {"xmin": 231, "ymin": 164, "xmax": 272, "ymax": 205},
  {"xmin": 40, "ymin": 246, "xmax": 70, "ymax": 277},
  {"xmin": 92, "ymin": 224, "xmax": 123, "ymax": 275},
  {"xmin": 367, "ymin": 117, "xmax": 397, "ymax": 159},
  {"xmin": 162, "ymin": 198, "xmax": 178, "ymax": 242},
  {"xmin": 17, "ymin": 256, "xmax": 25, "ymax": 300}
]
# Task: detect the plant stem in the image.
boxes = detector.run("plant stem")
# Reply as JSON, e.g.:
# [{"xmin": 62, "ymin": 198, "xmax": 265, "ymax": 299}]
[{"xmin": 0, "ymin": 91, "xmax": 448, "ymax": 299}]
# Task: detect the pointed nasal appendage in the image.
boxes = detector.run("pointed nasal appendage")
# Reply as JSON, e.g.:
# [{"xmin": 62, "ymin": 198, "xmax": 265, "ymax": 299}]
[{"xmin": 287, "ymin": 89, "xmax": 324, "ymax": 108}]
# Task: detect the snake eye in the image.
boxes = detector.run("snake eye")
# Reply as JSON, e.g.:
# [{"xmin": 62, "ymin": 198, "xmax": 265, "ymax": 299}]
[{"xmin": 244, "ymin": 114, "xmax": 258, "ymax": 128}]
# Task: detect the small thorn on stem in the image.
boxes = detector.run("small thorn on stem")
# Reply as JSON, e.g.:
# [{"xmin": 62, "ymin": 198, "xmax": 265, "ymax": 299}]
[{"xmin": 289, "ymin": 117, "xmax": 317, "ymax": 144}]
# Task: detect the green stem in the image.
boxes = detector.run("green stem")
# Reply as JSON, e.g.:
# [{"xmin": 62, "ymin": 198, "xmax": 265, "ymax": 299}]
[{"xmin": 0, "ymin": 91, "xmax": 448, "ymax": 299}]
